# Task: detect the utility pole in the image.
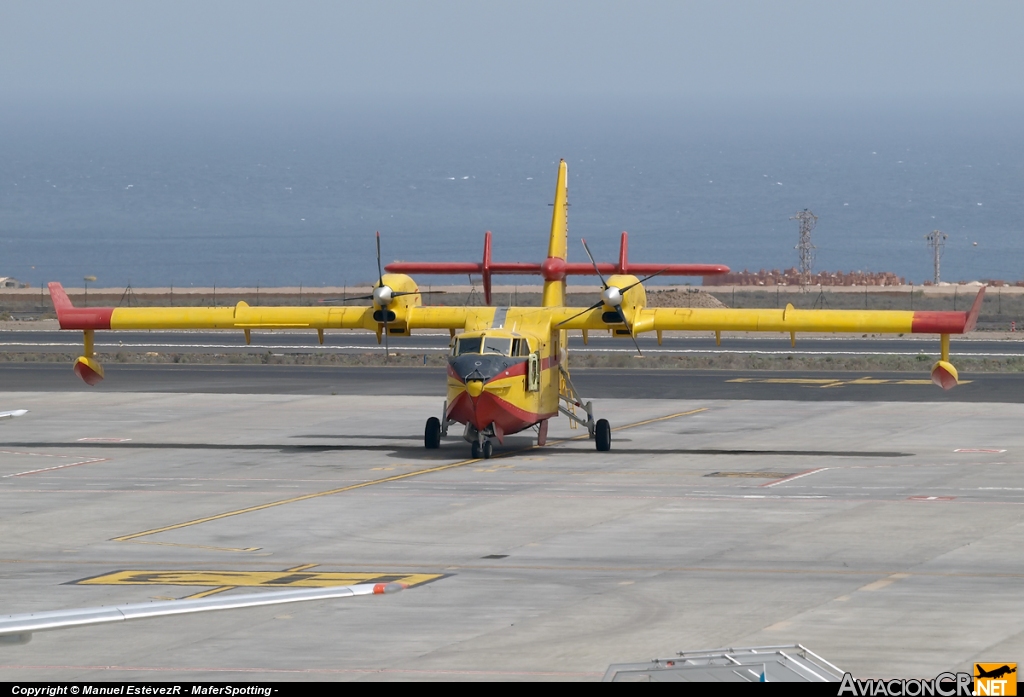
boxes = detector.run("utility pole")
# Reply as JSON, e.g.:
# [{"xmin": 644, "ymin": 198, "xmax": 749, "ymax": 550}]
[
  {"xmin": 791, "ymin": 209, "xmax": 817, "ymax": 285},
  {"xmin": 925, "ymin": 230, "xmax": 947, "ymax": 284}
]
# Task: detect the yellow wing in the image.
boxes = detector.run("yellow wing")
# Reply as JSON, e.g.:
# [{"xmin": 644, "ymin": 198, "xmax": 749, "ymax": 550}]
[
  {"xmin": 551, "ymin": 297, "xmax": 982, "ymax": 336},
  {"xmin": 549, "ymin": 285, "xmax": 985, "ymax": 390},
  {"xmin": 48, "ymin": 282, "xmax": 491, "ymax": 333}
]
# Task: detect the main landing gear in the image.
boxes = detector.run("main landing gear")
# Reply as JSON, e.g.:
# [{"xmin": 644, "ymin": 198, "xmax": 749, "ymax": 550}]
[
  {"xmin": 595, "ymin": 418, "xmax": 611, "ymax": 452},
  {"xmin": 424, "ymin": 402, "xmax": 454, "ymax": 450},
  {"xmin": 559, "ymin": 366, "xmax": 612, "ymax": 452},
  {"xmin": 424, "ymin": 417, "xmax": 442, "ymax": 449}
]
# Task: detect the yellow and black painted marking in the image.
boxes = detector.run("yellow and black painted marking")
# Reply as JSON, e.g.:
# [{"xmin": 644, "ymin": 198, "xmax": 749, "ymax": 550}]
[
  {"xmin": 727, "ymin": 377, "xmax": 972, "ymax": 388},
  {"xmin": 71, "ymin": 567, "xmax": 444, "ymax": 590}
]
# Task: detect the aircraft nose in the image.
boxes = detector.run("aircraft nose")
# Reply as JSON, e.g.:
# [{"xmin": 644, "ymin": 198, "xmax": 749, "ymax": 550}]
[
  {"xmin": 466, "ymin": 380, "xmax": 484, "ymax": 397},
  {"xmin": 451, "ymin": 355, "xmax": 508, "ymax": 384}
]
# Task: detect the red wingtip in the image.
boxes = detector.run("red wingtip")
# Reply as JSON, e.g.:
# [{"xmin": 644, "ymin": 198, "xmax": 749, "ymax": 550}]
[{"xmin": 46, "ymin": 281, "xmax": 113, "ymax": 330}]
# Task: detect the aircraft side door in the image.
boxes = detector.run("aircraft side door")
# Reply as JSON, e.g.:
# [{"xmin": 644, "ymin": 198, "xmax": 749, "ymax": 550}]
[{"xmin": 526, "ymin": 353, "xmax": 540, "ymax": 392}]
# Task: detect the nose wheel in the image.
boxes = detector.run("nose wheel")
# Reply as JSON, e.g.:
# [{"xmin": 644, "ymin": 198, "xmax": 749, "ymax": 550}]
[{"xmin": 471, "ymin": 439, "xmax": 494, "ymax": 459}]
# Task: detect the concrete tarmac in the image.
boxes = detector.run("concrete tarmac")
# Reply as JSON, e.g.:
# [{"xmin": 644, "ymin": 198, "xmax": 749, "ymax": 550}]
[{"xmin": 0, "ymin": 389, "xmax": 1022, "ymax": 680}]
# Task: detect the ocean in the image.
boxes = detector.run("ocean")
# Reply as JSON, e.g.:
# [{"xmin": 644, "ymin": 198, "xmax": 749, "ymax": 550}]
[{"xmin": 0, "ymin": 96, "xmax": 1021, "ymax": 290}]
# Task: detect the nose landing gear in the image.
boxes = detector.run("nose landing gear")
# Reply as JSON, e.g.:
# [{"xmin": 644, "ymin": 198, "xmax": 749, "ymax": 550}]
[{"xmin": 470, "ymin": 439, "xmax": 494, "ymax": 459}]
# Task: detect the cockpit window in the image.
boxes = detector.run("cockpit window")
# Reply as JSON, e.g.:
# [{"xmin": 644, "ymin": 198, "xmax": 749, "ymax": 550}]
[
  {"xmin": 454, "ymin": 336, "xmax": 527, "ymax": 357},
  {"xmin": 454, "ymin": 336, "xmax": 483, "ymax": 355},
  {"xmin": 483, "ymin": 338, "xmax": 513, "ymax": 356}
]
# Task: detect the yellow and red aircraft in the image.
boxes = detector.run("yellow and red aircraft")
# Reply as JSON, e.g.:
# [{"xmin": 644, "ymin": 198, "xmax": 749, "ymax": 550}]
[{"xmin": 47, "ymin": 160, "xmax": 984, "ymax": 458}]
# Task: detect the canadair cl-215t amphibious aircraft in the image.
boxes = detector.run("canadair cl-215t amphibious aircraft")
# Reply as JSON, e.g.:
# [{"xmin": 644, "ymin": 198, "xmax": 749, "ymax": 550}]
[{"xmin": 47, "ymin": 160, "xmax": 983, "ymax": 458}]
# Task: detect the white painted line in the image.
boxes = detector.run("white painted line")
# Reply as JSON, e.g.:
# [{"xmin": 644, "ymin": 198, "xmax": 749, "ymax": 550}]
[
  {"xmin": 762, "ymin": 467, "xmax": 829, "ymax": 488},
  {"xmin": 954, "ymin": 448, "xmax": 1006, "ymax": 453},
  {"xmin": 3, "ymin": 458, "xmax": 109, "ymax": 478}
]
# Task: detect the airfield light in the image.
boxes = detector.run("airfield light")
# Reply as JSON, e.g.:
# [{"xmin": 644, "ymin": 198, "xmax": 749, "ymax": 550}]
[{"xmin": 84, "ymin": 276, "xmax": 97, "ymax": 306}]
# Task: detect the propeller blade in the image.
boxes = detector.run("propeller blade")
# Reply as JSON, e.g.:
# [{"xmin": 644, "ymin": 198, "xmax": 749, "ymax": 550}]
[
  {"xmin": 580, "ymin": 238, "xmax": 609, "ymax": 288},
  {"xmin": 555, "ymin": 300, "xmax": 605, "ymax": 327},
  {"xmin": 620, "ymin": 267, "xmax": 669, "ymax": 293},
  {"xmin": 391, "ymin": 290, "xmax": 447, "ymax": 298},
  {"xmin": 376, "ymin": 233, "xmax": 390, "ymax": 363},
  {"xmin": 616, "ymin": 306, "xmax": 643, "ymax": 356},
  {"xmin": 376, "ymin": 231, "xmax": 384, "ymax": 287},
  {"xmin": 318, "ymin": 290, "xmax": 447, "ymax": 304},
  {"xmin": 318, "ymin": 294, "xmax": 374, "ymax": 303}
]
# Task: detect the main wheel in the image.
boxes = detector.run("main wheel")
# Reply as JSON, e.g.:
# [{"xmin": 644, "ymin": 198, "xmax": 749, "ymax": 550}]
[
  {"xmin": 424, "ymin": 417, "xmax": 441, "ymax": 449},
  {"xmin": 482, "ymin": 440, "xmax": 493, "ymax": 459},
  {"xmin": 471, "ymin": 440, "xmax": 482, "ymax": 458},
  {"xmin": 595, "ymin": 418, "xmax": 611, "ymax": 452}
]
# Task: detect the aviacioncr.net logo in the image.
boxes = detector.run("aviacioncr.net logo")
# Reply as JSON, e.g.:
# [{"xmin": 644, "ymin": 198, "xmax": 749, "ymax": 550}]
[{"xmin": 838, "ymin": 672, "xmax": 973, "ymax": 696}]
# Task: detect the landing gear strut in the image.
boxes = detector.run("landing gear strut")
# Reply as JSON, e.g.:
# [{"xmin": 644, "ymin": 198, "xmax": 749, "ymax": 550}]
[{"xmin": 558, "ymin": 366, "xmax": 611, "ymax": 452}]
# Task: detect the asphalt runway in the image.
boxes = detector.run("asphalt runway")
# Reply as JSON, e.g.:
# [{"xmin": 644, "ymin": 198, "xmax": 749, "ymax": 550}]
[
  {"xmin": 0, "ymin": 392, "xmax": 1022, "ymax": 680},
  {"xmin": 3, "ymin": 328, "xmax": 1024, "ymax": 357},
  {"xmin": 2, "ymin": 362, "xmax": 1023, "ymax": 402}
]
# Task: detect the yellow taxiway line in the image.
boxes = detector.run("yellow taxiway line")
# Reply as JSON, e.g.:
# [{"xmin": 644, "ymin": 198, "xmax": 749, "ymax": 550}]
[{"xmin": 112, "ymin": 408, "xmax": 709, "ymax": 544}]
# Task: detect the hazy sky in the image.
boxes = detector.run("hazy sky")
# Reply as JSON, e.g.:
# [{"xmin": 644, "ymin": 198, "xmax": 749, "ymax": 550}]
[{"xmin": 2, "ymin": 1, "xmax": 1022, "ymax": 104}]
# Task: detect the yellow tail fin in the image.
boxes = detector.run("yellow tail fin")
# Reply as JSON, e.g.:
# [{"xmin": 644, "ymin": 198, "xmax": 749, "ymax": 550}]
[{"xmin": 542, "ymin": 159, "xmax": 569, "ymax": 307}]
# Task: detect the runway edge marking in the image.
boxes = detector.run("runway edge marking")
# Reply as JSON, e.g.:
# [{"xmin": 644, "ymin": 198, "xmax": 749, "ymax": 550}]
[{"xmin": 111, "ymin": 407, "xmax": 708, "ymax": 543}]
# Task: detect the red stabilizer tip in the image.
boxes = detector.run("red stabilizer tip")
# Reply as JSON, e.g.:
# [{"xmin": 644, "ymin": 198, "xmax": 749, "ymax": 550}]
[{"xmin": 73, "ymin": 360, "xmax": 104, "ymax": 386}]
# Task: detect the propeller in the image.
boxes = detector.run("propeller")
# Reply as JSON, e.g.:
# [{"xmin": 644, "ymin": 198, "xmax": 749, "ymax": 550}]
[
  {"xmin": 317, "ymin": 232, "xmax": 448, "ymax": 363},
  {"xmin": 319, "ymin": 233, "xmax": 445, "ymax": 306},
  {"xmin": 375, "ymin": 232, "xmax": 390, "ymax": 361},
  {"xmin": 331, "ymin": 232, "xmax": 396, "ymax": 362},
  {"xmin": 557, "ymin": 238, "xmax": 667, "ymax": 356}
]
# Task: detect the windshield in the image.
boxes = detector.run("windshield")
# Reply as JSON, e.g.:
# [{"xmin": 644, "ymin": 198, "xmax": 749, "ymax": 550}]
[
  {"xmin": 482, "ymin": 338, "xmax": 513, "ymax": 356},
  {"xmin": 454, "ymin": 336, "xmax": 483, "ymax": 355}
]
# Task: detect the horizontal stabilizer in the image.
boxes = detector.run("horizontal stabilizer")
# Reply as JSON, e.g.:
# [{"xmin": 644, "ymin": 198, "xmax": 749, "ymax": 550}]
[{"xmin": 385, "ymin": 231, "xmax": 730, "ymax": 305}]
